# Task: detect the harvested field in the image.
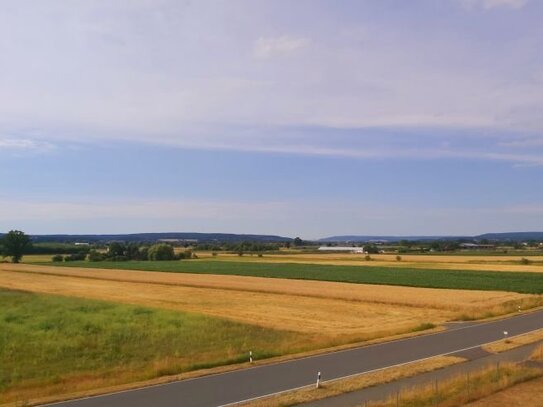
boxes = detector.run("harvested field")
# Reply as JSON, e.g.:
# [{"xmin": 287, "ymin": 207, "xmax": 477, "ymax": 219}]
[
  {"xmin": 1, "ymin": 263, "xmax": 532, "ymax": 312},
  {"xmin": 43, "ymin": 259, "xmax": 543, "ymax": 293},
  {"xmin": 204, "ymin": 253, "xmax": 543, "ymax": 273},
  {"xmin": 0, "ymin": 264, "xmax": 537, "ymax": 339},
  {"xmin": 26, "ymin": 251, "xmax": 543, "ymax": 272}
]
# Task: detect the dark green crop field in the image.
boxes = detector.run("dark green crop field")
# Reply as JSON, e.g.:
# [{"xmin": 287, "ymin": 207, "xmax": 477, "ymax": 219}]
[{"xmin": 50, "ymin": 260, "xmax": 543, "ymax": 294}]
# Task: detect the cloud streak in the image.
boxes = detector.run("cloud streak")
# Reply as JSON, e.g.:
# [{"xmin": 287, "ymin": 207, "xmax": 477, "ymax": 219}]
[
  {"xmin": 253, "ymin": 36, "xmax": 310, "ymax": 59},
  {"xmin": 0, "ymin": 137, "xmax": 55, "ymax": 151},
  {"xmin": 0, "ymin": 1, "xmax": 541, "ymax": 166},
  {"xmin": 459, "ymin": 0, "xmax": 529, "ymax": 10}
]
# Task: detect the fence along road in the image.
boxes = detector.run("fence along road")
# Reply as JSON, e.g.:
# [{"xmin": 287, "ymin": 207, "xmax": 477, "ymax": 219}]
[{"xmin": 48, "ymin": 309, "xmax": 543, "ymax": 407}]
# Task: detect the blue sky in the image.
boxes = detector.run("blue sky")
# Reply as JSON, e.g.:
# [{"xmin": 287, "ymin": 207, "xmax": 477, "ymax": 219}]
[{"xmin": 1, "ymin": 0, "xmax": 542, "ymax": 238}]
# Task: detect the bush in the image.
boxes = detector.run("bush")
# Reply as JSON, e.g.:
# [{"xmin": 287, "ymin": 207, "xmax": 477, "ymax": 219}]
[
  {"xmin": 212, "ymin": 252, "xmax": 218, "ymax": 257},
  {"xmin": 51, "ymin": 254, "xmax": 64, "ymax": 262},
  {"xmin": 175, "ymin": 249, "xmax": 194, "ymax": 260},
  {"xmin": 148, "ymin": 244, "xmax": 175, "ymax": 261},
  {"xmin": 520, "ymin": 257, "xmax": 531, "ymax": 265},
  {"xmin": 88, "ymin": 250, "xmax": 106, "ymax": 262},
  {"xmin": 64, "ymin": 252, "xmax": 87, "ymax": 262},
  {"xmin": 365, "ymin": 255, "xmax": 372, "ymax": 261},
  {"xmin": 139, "ymin": 247, "xmax": 149, "ymax": 261},
  {"xmin": 396, "ymin": 255, "xmax": 402, "ymax": 261},
  {"xmin": 364, "ymin": 244, "xmax": 380, "ymax": 254}
]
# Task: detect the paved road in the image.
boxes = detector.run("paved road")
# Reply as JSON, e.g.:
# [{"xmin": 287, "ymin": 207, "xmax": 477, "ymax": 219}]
[
  {"xmin": 303, "ymin": 341, "xmax": 543, "ymax": 407},
  {"xmin": 47, "ymin": 309, "xmax": 543, "ymax": 407}
]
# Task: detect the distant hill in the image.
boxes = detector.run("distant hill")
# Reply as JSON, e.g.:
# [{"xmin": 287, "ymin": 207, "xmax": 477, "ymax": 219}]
[
  {"xmin": 2, "ymin": 231, "xmax": 542, "ymax": 244},
  {"xmin": 475, "ymin": 232, "xmax": 543, "ymax": 241},
  {"xmin": 25, "ymin": 232, "xmax": 292, "ymax": 244},
  {"xmin": 318, "ymin": 235, "xmax": 467, "ymax": 243},
  {"xmin": 319, "ymin": 232, "xmax": 543, "ymax": 242}
]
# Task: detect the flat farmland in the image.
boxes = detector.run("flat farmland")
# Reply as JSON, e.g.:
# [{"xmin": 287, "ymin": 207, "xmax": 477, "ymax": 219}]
[
  {"xmin": 42, "ymin": 259, "xmax": 543, "ymax": 293},
  {"xmin": 2, "ymin": 262, "xmax": 542, "ymax": 404},
  {"xmin": 25, "ymin": 252, "xmax": 543, "ymax": 272},
  {"xmin": 194, "ymin": 252, "xmax": 543, "ymax": 272},
  {"xmin": 1, "ymin": 264, "xmax": 538, "ymax": 337}
]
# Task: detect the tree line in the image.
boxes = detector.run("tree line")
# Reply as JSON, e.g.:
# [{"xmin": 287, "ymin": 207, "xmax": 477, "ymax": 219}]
[{"xmin": 53, "ymin": 242, "xmax": 195, "ymax": 263}]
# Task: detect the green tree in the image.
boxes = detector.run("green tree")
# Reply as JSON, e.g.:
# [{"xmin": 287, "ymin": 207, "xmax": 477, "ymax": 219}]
[
  {"xmin": 364, "ymin": 244, "xmax": 380, "ymax": 254},
  {"xmin": 1, "ymin": 230, "xmax": 31, "ymax": 263},
  {"xmin": 399, "ymin": 240, "xmax": 412, "ymax": 248},
  {"xmin": 139, "ymin": 246, "xmax": 149, "ymax": 260},
  {"xmin": 293, "ymin": 237, "xmax": 303, "ymax": 246},
  {"xmin": 148, "ymin": 243, "xmax": 175, "ymax": 261},
  {"xmin": 107, "ymin": 242, "xmax": 126, "ymax": 257}
]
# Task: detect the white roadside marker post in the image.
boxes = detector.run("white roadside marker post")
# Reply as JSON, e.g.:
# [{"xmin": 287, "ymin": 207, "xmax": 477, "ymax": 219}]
[
  {"xmin": 504, "ymin": 331, "xmax": 508, "ymax": 341},
  {"xmin": 316, "ymin": 372, "xmax": 321, "ymax": 389},
  {"xmin": 249, "ymin": 351, "xmax": 253, "ymax": 363}
]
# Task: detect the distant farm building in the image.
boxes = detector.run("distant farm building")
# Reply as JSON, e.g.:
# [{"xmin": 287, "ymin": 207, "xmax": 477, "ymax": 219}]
[{"xmin": 318, "ymin": 246, "xmax": 366, "ymax": 253}]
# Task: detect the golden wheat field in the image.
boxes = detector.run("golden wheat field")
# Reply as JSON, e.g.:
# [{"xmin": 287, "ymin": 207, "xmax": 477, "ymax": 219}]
[
  {"xmin": 23, "ymin": 251, "xmax": 543, "ymax": 272},
  {"xmin": 196, "ymin": 252, "xmax": 543, "ymax": 273},
  {"xmin": 0, "ymin": 264, "xmax": 536, "ymax": 342}
]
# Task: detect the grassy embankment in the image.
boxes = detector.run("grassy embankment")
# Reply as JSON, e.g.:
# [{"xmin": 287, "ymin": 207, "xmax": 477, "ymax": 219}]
[
  {"xmin": 49, "ymin": 260, "xmax": 543, "ymax": 293},
  {"xmin": 374, "ymin": 363, "xmax": 542, "ymax": 407},
  {"xmin": 0, "ymin": 288, "xmax": 306, "ymax": 404}
]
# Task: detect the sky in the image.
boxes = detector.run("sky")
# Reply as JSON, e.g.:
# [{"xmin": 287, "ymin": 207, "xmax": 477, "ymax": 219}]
[{"xmin": 1, "ymin": 0, "xmax": 542, "ymax": 238}]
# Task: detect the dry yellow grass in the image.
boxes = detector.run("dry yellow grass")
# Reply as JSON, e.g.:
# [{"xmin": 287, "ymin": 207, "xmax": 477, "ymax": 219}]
[
  {"xmin": 463, "ymin": 347, "xmax": 543, "ymax": 406},
  {"xmin": 242, "ymin": 356, "xmax": 465, "ymax": 407},
  {"xmin": 372, "ymin": 363, "xmax": 542, "ymax": 407},
  {"xmin": 0, "ymin": 264, "xmax": 535, "ymax": 336},
  {"xmin": 465, "ymin": 375, "xmax": 543, "ymax": 406},
  {"xmin": 203, "ymin": 252, "xmax": 543, "ymax": 273},
  {"xmin": 531, "ymin": 345, "xmax": 543, "ymax": 361},
  {"xmin": 482, "ymin": 329, "xmax": 543, "ymax": 353}
]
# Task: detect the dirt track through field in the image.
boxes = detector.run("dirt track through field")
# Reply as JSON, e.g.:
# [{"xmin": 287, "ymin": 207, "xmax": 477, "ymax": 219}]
[{"xmin": 0, "ymin": 263, "xmax": 535, "ymax": 338}]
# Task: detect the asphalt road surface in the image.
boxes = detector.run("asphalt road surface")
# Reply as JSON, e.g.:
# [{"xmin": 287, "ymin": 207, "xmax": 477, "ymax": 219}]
[{"xmin": 47, "ymin": 309, "xmax": 543, "ymax": 407}]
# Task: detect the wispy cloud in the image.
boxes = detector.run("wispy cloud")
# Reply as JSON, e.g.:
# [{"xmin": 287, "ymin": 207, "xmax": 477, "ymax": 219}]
[
  {"xmin": 0, "ymin": 137, "xmax": 54, "ymax": 152},
  {"xmin": 253, "ymin": 36, "xmax": 310, "ymax": 59},
  {"xmin": 0, "ymin": 1, "xmax": 541, "ymax": 166},
  {"xmin": 459, "ymin": 0, "xmax": 529, "ymax": 10}
]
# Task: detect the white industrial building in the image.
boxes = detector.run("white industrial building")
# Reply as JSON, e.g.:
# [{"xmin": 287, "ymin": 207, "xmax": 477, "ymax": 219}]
[{"xmin": 318, "ymin": 246, "xmax": 366, "ymax": 253}]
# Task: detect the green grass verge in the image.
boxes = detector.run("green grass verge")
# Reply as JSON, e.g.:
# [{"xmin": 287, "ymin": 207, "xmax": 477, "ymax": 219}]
[
  {"xmin": 0, "ymin": 288, "xmax": 305, "ymax": 403},
  {"xmin": 47, "ymin": 260, "xmax": 543, "ymax": 293}
]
